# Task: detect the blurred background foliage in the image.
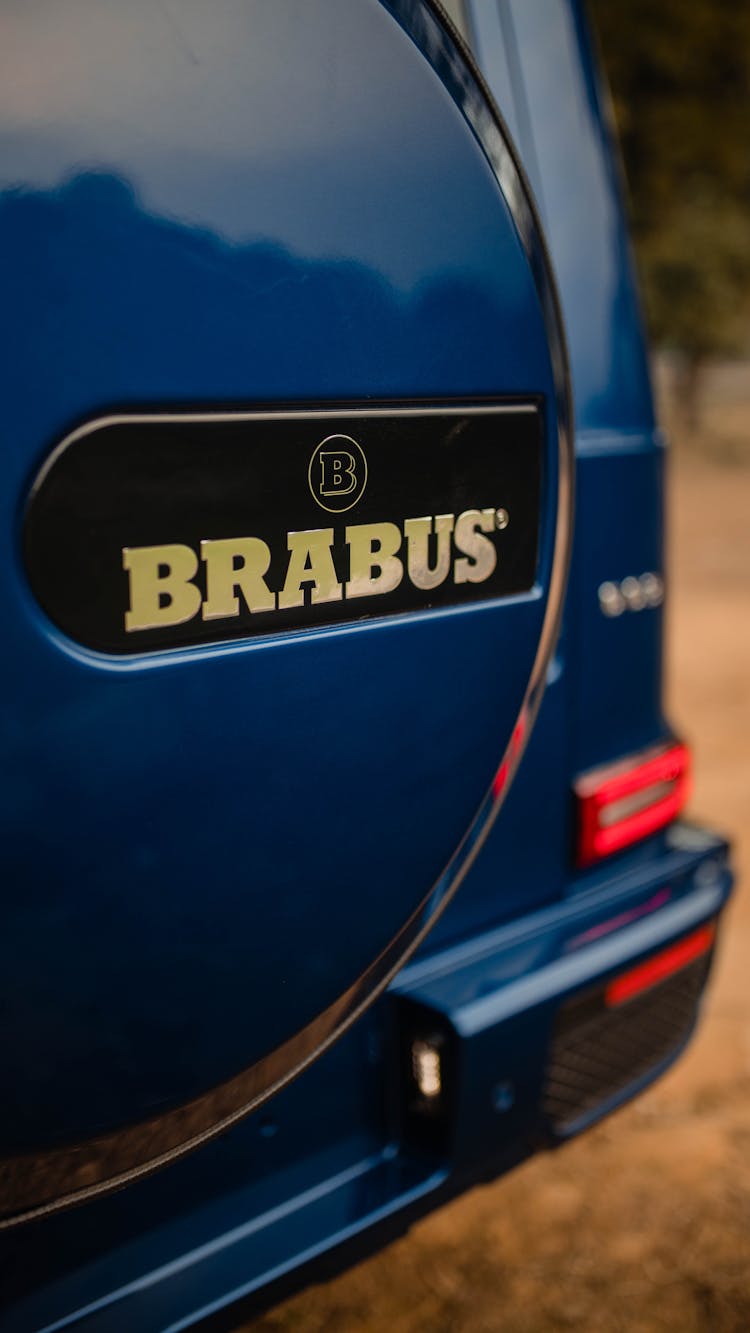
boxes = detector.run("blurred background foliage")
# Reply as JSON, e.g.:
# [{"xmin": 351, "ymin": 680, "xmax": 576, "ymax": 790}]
[{"xmin": 588, "ymin": 0, "xmax": 750, "ymax": 416}]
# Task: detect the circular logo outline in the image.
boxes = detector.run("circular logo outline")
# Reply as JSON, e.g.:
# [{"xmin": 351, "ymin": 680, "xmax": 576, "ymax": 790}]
[{"xmin": 308, "ymin": 433, "xmax": 368, "ymax": 514}]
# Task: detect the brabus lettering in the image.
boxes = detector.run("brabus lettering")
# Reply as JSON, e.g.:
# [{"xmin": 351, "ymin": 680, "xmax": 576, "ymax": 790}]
[
  {"xmin": 122, "ymin": 507, "xmax": 511, "ymax": 633},
  {"xmin": 346, "ymin": 522, "xmax": 403, "ymax": 600},
  {"xmin": 123, "ymin": 544, "xmax": 202, "ymax": 632},
  {"xmin": 403, "ymin": 514, "xmax": 454, "ymax": 591},
  {"xmin": 278, "ymin": 529, "xmax": 343, "ymax": 609},
  {"xmin": 453, "ymin": 508, "xmax": 498, "ymax": 585},
  {"xmin": 201, "ymin": 537, "xmax": 275, "ymax": 620}
]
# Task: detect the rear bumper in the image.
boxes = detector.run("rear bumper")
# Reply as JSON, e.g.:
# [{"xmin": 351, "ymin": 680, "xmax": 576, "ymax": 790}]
[
  {"xmin": 2, "ymin": 821, "xmax": 733, "ymax": 1333},
  {"xmin": 393, "ymin": 821, "xmax": 728, "ymax": 1163}
]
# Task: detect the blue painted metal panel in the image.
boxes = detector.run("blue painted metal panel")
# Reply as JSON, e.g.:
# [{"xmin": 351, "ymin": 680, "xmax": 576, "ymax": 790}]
[
  {"xmin": 0, "ymin": 0, "xmax": 565, "ymax": 1161},
  {"xmin": 0, "ymin": 0, "xmax": 735, "ymax": 1326},
  {"xmin": 492, "ymin": 0, "xmax": 655, "ymax": 435}
]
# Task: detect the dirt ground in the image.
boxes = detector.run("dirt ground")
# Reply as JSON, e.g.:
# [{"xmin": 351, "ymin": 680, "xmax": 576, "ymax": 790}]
[{"xmin": 244, "ymin": 382, "xmax": 750, "ymax": 1333}]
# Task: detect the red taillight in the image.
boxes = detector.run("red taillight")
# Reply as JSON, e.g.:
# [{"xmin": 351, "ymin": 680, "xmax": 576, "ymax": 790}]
[
  {"xmin": 605, "ymin": 922, "xmax": 715, "ymax": 1007},
  {"xmin": 575, "ymin": 741, "xmax": 691, "ymax": 867}
]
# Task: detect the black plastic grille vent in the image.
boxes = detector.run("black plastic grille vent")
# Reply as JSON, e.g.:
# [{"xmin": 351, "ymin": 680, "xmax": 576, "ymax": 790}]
[{"xmin": 543, "ymin": 951, "xmax": 712, "ymax": 1135}]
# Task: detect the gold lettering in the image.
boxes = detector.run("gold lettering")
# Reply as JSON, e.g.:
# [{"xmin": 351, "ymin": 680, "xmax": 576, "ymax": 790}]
[
  {"xmin": 404, "ymin": 514, "xmax": 454, "ymax": 591},
  {"xmin": 123, "ymin": 505, "xmax": 501, "ymax": 634},
  {"xmin": 201, "ymin": 537, "xmax": 275, "ymax": 619},
  {"xmin": 278, "ymin": 529, "xmax": 342, "ymax": 609},
  {"xmin": 453, "ymin": 508, "xmax": 497, "ymax": 585},
  {"xmin": 346, "ymin": 521, "xmax": 403, "ymax": 599},
  {"xmin": 123, "ymin": 544, "xmax": 202, "ymax": 631}
]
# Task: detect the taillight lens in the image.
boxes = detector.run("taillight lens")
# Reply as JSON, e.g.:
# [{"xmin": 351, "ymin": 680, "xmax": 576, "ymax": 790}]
[{"xmin": 575, "ymin": 740, "xmax": 691, "ymax": 868}]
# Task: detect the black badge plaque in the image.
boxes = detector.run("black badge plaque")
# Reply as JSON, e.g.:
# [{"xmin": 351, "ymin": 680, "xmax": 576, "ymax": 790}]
[{"xmin": 24, "ymin": 403, "xmax": 542, "ymax": 654}]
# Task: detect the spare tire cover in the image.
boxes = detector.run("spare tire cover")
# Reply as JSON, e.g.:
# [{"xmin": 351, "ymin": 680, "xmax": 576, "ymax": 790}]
[{"xmin": 0, "ymin": 0, "xmax": 573, "ymax": 1223}]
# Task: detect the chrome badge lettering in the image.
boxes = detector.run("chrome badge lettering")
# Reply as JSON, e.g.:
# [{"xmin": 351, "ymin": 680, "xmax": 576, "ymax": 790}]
[{"xmin": 122, "ymin": 507, "xmax": 508, "ymax": 633}]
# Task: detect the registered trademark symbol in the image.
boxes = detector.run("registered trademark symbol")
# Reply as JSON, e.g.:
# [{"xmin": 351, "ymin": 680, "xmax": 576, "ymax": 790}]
[{"xmin": 495, "ymin": 508, "xmax": 510, "ymax": 530}]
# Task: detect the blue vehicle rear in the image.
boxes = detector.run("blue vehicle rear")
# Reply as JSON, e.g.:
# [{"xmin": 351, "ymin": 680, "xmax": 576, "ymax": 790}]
[{"xmin": 0, "ymin": 2, "xmax": 732, "ymax": 1328}]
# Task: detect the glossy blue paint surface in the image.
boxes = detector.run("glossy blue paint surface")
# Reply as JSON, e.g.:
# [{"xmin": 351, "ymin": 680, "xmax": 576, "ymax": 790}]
[
  {"xmin": 485, "ymin": 0, "xmax": 655, "ymax": 434},
  {"xmin": 0, "ymin": 0, "xmax": 561, "ymax": 1151},
  {"xmin": 0, "ymin": 0, "xmax": 733, "ymax": 1327}
]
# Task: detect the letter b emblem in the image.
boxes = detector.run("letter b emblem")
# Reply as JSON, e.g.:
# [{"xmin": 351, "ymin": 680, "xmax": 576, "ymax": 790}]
[
  {"xmin": 320, "ymin": 450, "xmax": 356, "ymax": 497},
  {"xmin": 309, "ymin": 434, "xmax": 368, "ymax": 513}
]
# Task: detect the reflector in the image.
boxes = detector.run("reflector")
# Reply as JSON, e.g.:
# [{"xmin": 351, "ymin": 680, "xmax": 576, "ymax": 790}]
[{"xmin": 605, "ymin": 923, "xmax": 716, "ymax": 1007}]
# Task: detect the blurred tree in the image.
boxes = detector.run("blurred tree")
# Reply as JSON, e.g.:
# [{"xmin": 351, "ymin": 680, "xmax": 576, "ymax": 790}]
[{"xmin": 589, "ymin": 0, "xmax": 750, "ymax": 424}]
